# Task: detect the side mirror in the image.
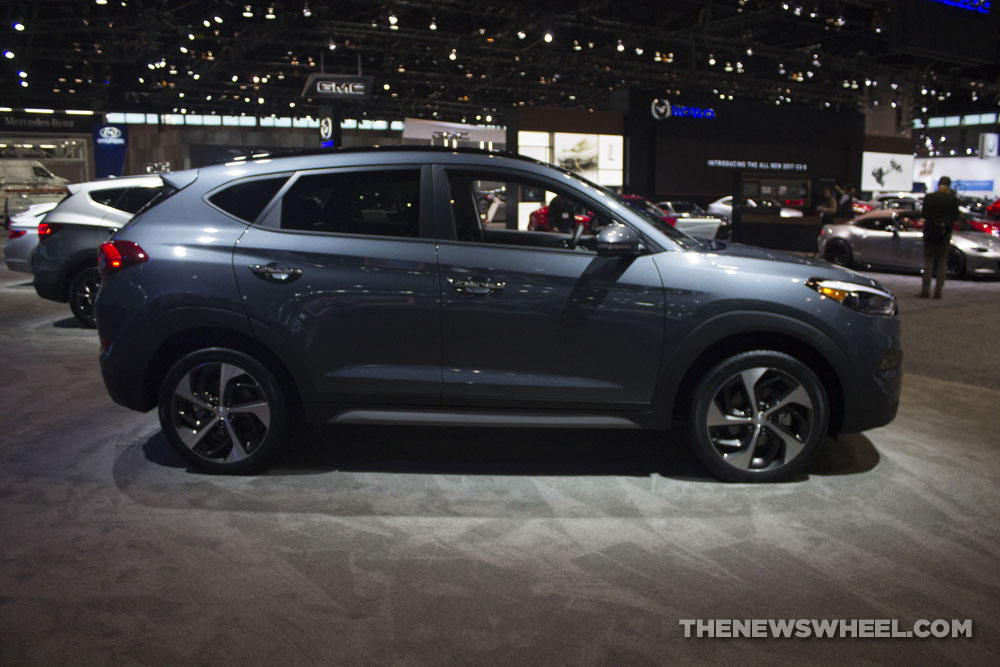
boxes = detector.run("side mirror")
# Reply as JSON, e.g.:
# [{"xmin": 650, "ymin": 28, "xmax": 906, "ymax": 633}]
[{"xmin": 596, "ymin": 223, "xmax": 642, "ymax": 256}]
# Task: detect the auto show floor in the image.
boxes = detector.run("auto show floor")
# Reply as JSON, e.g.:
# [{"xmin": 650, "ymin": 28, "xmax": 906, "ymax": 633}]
[{"xmin": 1, "ymin": 261, "xmax": 998, "ymax": 666}]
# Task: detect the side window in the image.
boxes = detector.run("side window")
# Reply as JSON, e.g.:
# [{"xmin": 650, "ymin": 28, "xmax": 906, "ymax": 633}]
[
  {"xmin": 33, "ymin": 166, "xmax": 53, "ymax": 179},
  {"xmin": 445, "ymin": 170, "xmax": 605, "ymax": 243},
  {"xmin": 117, "ymin": 186, "xmax": 164, "ymax": 214},
  {"xmin": 857, "ymin": 218, "xmax": 886, "ymax": 231},
  {"xmin": 90, "ymin": 187, "xmax": 128, "ymax": 208},
  {"xmin": 279, "ymin": 169, "xmax": 419, "ymax": 238},
  {"xmin": 210, "ymin": 177, "xmax": 288, "ymax": 222}
]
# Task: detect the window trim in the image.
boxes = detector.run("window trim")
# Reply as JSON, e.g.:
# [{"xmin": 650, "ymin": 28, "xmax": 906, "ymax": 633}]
[{"xmin": 250, "ymin": 164, "xmax": 432, "ymax": 240}]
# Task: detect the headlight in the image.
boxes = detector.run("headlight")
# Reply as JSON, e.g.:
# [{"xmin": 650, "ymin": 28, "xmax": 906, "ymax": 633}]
[{"xmin": 806, "ymin": 279, "xmax": 897, "ymax": 317}]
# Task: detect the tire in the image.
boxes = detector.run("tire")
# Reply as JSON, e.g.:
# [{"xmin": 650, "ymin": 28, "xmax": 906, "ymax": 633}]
[
  {"xmin": 68, "ymin": 266, "xmax": 101, "ymax": 328},
  {"xmin": 157, "ymin": 348, "xmax": 291, "ymax": 474},
  {"xmin": 947, "ymin": 246, "xmax": 966, "ymax": 279},
  {"xmin": 824, "ymin": 239, "xmax": 853, "ymax": 267},
  {"xmin": 685, "ymin": 350, "xmax": 829, "ymax": 483}
]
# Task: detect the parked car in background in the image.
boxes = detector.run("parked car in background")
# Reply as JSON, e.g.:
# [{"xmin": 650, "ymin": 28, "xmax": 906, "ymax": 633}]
[
  {"xmin": 957, "ymin": 217, "xmax": 1000, "ymax": 237},
  {"xmin": 818, "ymin": 209, "xmax": 1000, "ymax": 279},
  {"xmin": 32, "ymin": 175, "xmax": 163, "ymax": 326},
  {"xmin": 657, "ymin": 199, "xmax": 731, "ymax": 238},
  {"xmin": 622, "ymin": 194, "xmax": 723, "ymax": 238},
  {"xmin": 981, "ymin": 196, "xmax": 999, "ymax": 219},
  {"xmin": 94, "ymin": 147, "xmax": 901, "ymax": 483},
  {"xmin": 0, "ymin": 159, "xmax": 70, "ymax": 218},
  {"xmin": 707, "ymin": 196, "xmax": 804, "ymax": 219},
  {"xmin": 4, "ymin": 201, "xmax": 60, "ymax": 273}
]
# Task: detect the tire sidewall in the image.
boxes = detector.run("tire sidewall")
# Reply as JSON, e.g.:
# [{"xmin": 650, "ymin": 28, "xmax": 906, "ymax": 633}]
[
  {"xmin": 686, "ymin": 350, "xmax": 829, "ymax": 483},
  {"xmin": 157, "ymin": 347, "xmax": 290, "ymax": 474}
]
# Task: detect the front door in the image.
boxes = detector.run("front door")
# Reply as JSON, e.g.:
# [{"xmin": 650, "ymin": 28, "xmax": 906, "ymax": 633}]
[{"xmin": 434, "ymin": 167, "xmax": 665, "ymax": 410}]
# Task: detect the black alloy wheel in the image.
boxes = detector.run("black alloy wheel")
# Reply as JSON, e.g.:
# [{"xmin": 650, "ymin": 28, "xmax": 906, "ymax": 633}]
[
  {"xmin": 68, "ymin": 266, "xmax": 101, "ymax": 328},
  {"xmin": 946, "ymin": 247, "xmax": 966, "ymax": 279},
  {"xmin": 824, "ymin": 240, "xmax": 853, "ymax": 267}
]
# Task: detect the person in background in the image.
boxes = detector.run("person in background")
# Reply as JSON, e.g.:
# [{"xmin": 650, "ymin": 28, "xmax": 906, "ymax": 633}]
[
  {"xmin": 817, "ymin": 186, "xmax": 838, "ymax": 225},
  {"xmin": 835, "ymin": 184, "xmax": 856, "ymax": 217},
  {"xmin": 918, "ymin": 176, "xmax": 959, "ymax": 299}
]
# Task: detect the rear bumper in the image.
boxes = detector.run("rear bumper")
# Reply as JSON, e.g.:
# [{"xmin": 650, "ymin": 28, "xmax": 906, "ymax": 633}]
[{"xmin": 33, "ymin": 272, "xmax": 66, "ymax": 302}]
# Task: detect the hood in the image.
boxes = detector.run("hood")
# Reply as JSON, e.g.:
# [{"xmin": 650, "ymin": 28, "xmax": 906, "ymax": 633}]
[{"xmin": 696, "ymin": 240, "xmax": 884, "ymax": 289}]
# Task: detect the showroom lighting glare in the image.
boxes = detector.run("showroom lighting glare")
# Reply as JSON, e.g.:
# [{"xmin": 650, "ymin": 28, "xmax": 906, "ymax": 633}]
[
  {"xmin": 388, "ymin": 14, "xmax": 397, "ymax": 25},
  {"xmin": 544, "ymin": 32, "xmax": 553, "ymax": 43},
  {"xmin": 203, "ymin": 19, "xmax": 210, "ymax": 27},
  {"xmin": 303, "ymin": 4, "xmax": 312, "ymax": 17},
  {"xmin": 448, "ymin": 49, "xmax": 457, "ymax": 60},
  {"xmin": 429, "ymin": 18, "xmax": 437, "ymax": 30},
  {"xmin": 616, "ymin": 41, "xmax": 624, "ymax": 52},
  {"xmin": 179, "ymin": 46, "xmax": 188, "ymax": 53},
  {"xmin": 95, "ymin": 0, "xmax": 107, "ymax": 4},
  {"xmin": 214, "ymin": 16, "xmax": 223, "ymax": 23},
  {"xmin": 635, "ymin": 47, "xmax": 643, "ymax": 55},
  {"xmin": 383, "ymin": 83, "xmax": 390, "ymax": 90},
  {"xmin": 265, "ymin": 6, "xmax": 275, "ymax": 19},
  {"xmin": 328, "ymin": 39, "xmax": 336, "ymax": 50},
  {"xmin": 14, "ymin": 22, "xmax": 25, "ymax": 31},
  {"xmin": 746, "ymin": 47, "xmax": 753, "ymax": 55},
  {"xmin": 4, "ymin": 50, "xmax": 14, "ymax": 59},
  {"xmin": 242, "ymin": 5, "xmax": 253, "ymax": 18},
  {"xmin": 25, "ymin": 108, "xmax": 54, "ymax": 113},
  {"xmin": 517, "ymin": 30, "xmax": 526, "ymax": 39},
  {"xmin": 232, "ymin": 74, "xmax": 238, "ymax": 82},
  {"xmin": 19, "ymin": 81, "xmax": 27, "ymax": 88},
  {"xmin": 18, "ymin": 70, "xmax": 26, "ymax": 78}
]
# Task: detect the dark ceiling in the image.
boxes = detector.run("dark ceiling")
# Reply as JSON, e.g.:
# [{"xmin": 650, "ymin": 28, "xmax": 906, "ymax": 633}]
[{"xmin": 2, "ymin": 0, "xmax": 998, "ymax": 124}]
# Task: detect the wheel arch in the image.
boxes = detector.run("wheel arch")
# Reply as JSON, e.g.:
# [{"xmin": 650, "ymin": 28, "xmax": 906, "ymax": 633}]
[{"xmin": 656, "ymin": 312, "xmax": 849, "ymax": 435}]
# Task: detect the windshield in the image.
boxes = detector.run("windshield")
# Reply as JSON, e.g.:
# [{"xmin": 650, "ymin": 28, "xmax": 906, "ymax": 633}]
[{"xmin": 671, "ymin": 201, "xmax": 704, "ymax": 215}]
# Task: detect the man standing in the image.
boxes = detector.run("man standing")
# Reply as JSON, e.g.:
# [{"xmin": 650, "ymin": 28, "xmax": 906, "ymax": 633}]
[{"xmin": 918, "ymin": 176, "xmax": 959, "ymax": 299}]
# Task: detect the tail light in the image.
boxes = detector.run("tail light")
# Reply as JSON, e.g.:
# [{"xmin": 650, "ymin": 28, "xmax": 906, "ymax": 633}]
[
  {"xmin": 8, "ymin": 228, "xmax": 26, "ymax": 239},
  {"xmin": 98, "ymin": 240, "xmax": 149, "ymax": 277},
  {"xmin": 37, "ymin": 222, "xmax": 63, "ymax": 236}
]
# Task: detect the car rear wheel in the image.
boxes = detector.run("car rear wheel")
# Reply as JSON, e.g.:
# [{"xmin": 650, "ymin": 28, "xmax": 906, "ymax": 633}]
[
  {"xmin": 686, "ymin": 350, "xmax": 829, "ymax": 482},
  {"xmin": 824, "ymin": 239, "xmax": 853, "ymax": 267},
  {"xmin": 947, "ymin": 247, "xmax": 966, "ymax": 279},
  {"xmin": 68, "ymin": 266, "xmax": 101, "ymax": 328},
  {"xmin": 158, "ymin": 348, "xmax": 291, "ymax": 474}
]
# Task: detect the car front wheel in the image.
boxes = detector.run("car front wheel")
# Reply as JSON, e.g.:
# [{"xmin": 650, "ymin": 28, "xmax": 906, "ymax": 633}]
[
  {"xmin": 686, "ymin": 350, "xmax": 829, "ymax": 482},
  {"xmin": 158, "ymin": 348, "xmax": 291, "ymax": 474},
  {"xmin": 824, "ymin": 239, "xmax": 853, "ymax": 267},
  {"xmin": 947, "ymin": 247, "xmax": 966, "ymax": 279}
]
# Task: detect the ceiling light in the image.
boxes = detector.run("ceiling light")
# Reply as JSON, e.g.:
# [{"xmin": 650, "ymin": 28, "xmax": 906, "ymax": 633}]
[
  {"xmin": 203, "ymin": 20, "xmax": 210, "ymax": 27},
  {"xmin": 328, "ymin": 39, "xmax": 336, "ymax": 50},
  {"xmin": 544, "ymin": 32, "xmax": 553, "ymax": 43},
  {"xmin": 708, "ymin": 54, "xmax": 716, "ymax": 65},
  {"xmin": 429, "ymin": 18, "xmax": 437, "ymax": 30},
  {"xmin": 18, "ymin": 71, "xmax": 26, "ymax": 78},
  {"xmin": 616, "ymin": 41, "xmax": 624, "ymax": 52},
  {"xmin": 13, "ymin": 22, "xmax": 25, "ymax": 31},
  {"xmin": 388, "ymin": 14, "xmax": 397, "ymax": 25},
  {"xmin": 303, "ymin": 4, "xmax": 312, "ymax": 17},
  {"xmin": 95, "ymin": 0, "xmax": 107, "ymax": 4},
  {"xmin": 4, "ymin": 51, "xmax": 14, "ymax": 59},
  {"xmin": 449, "ymin": 49, "xmax": 457, "ymax": 60},
  {"xmin": 265, "ymin": 7, "xmax": 275, "ymax": 19},
  {"xmin": 214, "ymin": 16, "xmax": 223, "ymax": 23},
  {"xmin": 517, "ymin": 30, "xmax": 526, "ymax": 39},
  {"xmin": 242, "ymin": 5, "xmax": 253, "ymax": 18}
]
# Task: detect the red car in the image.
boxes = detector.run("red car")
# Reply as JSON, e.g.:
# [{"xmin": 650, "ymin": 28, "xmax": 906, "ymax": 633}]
[
  {"xmin": 621, "ymin": 194, "xmax": 679, "ymax": 226},
  {"xmin": 527, "ymin": 205, "xmax": 593, "ymax": 232},
  {"xmin": 959, "ymin": 217, "xmax": 1000, "ymax": 236},
  {"xmin": 986, "ymin": 197, "xmax": 1000, "ymax": 220}
]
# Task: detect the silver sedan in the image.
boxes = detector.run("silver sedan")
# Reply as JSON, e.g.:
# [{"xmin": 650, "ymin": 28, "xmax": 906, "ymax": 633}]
[{"xmin": 817, "ymin": 209, "xmax": 1000, "ymax": 278}]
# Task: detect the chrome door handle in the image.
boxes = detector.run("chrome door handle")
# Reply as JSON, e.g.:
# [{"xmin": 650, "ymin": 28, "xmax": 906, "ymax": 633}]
[
  {"xmin": 249, "ymin": 263, "xmax": 303, "ymax": 283},
  {"xmin": 447, "ymin": 276, "xmax": 506, "ymax": 295}
]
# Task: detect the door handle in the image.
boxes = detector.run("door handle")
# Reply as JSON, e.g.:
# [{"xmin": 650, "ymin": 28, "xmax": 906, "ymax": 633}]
[
  {"xmin": 446, "ymin": 276, "xmax": 506, "ymax": 295},
  {"xmin": 249, "ymin": 263, "xmax": 303, "ymax": 283}
]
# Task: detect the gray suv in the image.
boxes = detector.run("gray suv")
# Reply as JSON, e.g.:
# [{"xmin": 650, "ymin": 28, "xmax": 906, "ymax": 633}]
[{"xmin": 95, "ymin": 148, "xmax": 901, "ymax": 482}]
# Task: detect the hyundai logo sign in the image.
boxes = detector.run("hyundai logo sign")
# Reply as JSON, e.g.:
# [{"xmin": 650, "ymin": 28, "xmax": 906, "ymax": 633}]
[
  {"xmin": 95, "ymin": 124, "xmax": 126, "ymax": 145},
  {"xmin": 302, "ymin": 74, "xmax": 374, "ymax": 100}
]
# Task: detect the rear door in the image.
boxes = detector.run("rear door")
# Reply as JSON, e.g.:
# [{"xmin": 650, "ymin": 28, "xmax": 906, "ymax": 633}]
[{"xmin": 231, "ymin": 166, "xmax": 442, "ymax": 405}]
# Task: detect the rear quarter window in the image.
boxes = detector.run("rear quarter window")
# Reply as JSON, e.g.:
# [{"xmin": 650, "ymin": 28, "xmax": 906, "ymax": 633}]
[{"xmin": 209, "ymin": 177, "xmax": 289, "ymax": 222}]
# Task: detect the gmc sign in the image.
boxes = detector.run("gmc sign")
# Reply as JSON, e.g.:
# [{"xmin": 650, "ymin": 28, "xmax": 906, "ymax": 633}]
[{"xmin": 301, "ymin": 74, "xmax": 374, "ymax": 100}]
